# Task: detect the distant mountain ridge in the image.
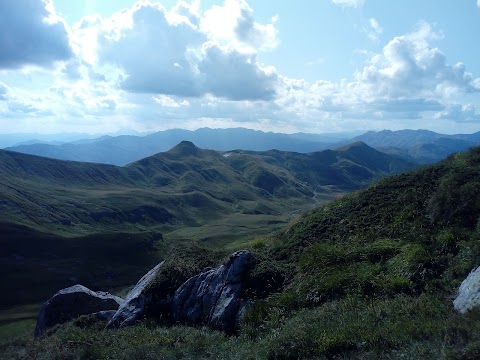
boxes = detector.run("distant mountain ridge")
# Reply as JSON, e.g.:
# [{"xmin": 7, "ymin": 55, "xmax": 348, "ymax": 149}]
[
  {"xmin": 6, "ymin": 127, "xmax": 480, "ymax": 166},
  {"xmin": 350, "ymin": 129, "xmax": 480, "ymax": 163},
  {"xmin": 5, "ymin": 128, "xmax": 350, "ymax": 166}
]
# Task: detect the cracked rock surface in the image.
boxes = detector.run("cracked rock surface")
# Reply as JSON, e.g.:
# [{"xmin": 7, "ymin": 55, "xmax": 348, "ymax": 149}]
[
  {"xmin": 106, "ymin": 261, "xmax": 165, "ymax": 329},
  {"xmin": 172, "ymin": 250, "xmax": 256, "ymax": 333}
]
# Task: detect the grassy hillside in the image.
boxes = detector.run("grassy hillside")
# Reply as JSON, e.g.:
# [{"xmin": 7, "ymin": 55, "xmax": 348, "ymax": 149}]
[
  {"xmin": 2, "ymin": 146, "xmax": 480, "ymax": 359},
  {"xmin": 0, "ymin": 141, "xmax": 413, "ymax": 236},
  {"xmin": 0, "ymin": 141, "xmax": 415, "ymax": 313},
  {"xmin": 240, "ymin": 146, "xmax": 480, "ymax": 358}
]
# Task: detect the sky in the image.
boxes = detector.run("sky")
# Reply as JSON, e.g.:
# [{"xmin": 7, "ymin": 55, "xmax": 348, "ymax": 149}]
[{"xmin": 0, "ymin": 0, "xmax": 479, "ymax": 135}]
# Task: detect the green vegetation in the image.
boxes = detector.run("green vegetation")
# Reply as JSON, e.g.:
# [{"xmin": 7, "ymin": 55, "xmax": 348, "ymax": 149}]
[
  {"xmin": 6, "ymin": 142, "xmax": 480, "ymax": 358},
  {"xmin": 2, "ymin": 141, "xmax": 403, "ymax": 236},
  {"xmin": 0, "ymin": 141, "xmax": 413, "ymax": 311}
]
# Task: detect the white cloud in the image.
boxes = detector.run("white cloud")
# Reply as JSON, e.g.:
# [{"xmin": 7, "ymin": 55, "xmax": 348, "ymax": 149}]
[
  {"xmin": 95, "ymin": 1, "xmax": 279, "ymax": 100},
  {"xmin": 366, "ymin": 18, "xmax": 383, "ymax": 41},
  {"xmin": 269, "ymin": 22, "xmax": 480, "ymax": 127},
  {"xmin": 201, "ymin": 0, "xmax": 278, "ymax": 52},
  {"xmin": 98, "ymin": 2, "xmax": 203, "ymax": 97},
  {"xmin": 154, "ymin": 95, "xmax": 190, "ymax": 108},
  {"xmin": 354, "ymin": 22, "xmax": 479, "ymax": 100},
  {"xmin": 0, "ymin": 0, "xmax": 72, "ymax": 69},
  {"xmin": 370, "ymin": 18, "xmax": 382, "ymax": 34},
  {"xmin": 330, "ymin": 0, "xmax": 365, "ymax": 8},
  {"xmin": 435, "ymin": 103, "xmax": 480, "ymax": 123},
  {"xmin": 478, "ymin": 0, "xmax": 480, "ymax": 8},
  {"xmin": 198, "ymin": 44, "xmax": 278, "ymax": 100}
]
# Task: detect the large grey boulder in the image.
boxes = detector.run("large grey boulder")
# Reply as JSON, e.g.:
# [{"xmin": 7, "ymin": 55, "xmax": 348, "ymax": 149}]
[
  {"xmin": 454, "ymin": 266, "xmax": 480, "ymax": 313},
  {"xmin": 35, "ymin": 284, "xmax": 123, "ymax": 337},
  {"xmin": 172, "ymin": 250, "xmax": 256, "ymax": 333},
  {"xmin": 106, "ymin": 261, "xmax": 165, "ymax": 329}
]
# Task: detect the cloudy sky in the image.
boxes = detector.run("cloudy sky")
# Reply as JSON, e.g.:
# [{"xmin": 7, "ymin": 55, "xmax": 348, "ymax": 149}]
[{"xmin": 0, "ymin": 0, "xmax": 479, "ymax": 135}]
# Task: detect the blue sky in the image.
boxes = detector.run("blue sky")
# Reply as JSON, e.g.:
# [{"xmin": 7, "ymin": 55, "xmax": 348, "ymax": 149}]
[{"xmin": 0, "ymin": 0, "xmax": 479, "ymax": 135}]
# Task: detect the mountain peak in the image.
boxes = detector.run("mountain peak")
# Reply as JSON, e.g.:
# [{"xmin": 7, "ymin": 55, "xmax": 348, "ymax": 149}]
[
  {"xmin": 168, "ymin": 141, "xmax": 201, "ymax": 157},
  {"xmin": 336, "ymin": 141, "xmax": 372, "ymax": 152}
]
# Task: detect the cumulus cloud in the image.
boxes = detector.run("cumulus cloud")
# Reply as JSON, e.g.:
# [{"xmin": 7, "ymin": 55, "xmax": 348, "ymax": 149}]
[
  {"xmin": 99, "ymin": 3, "xmax": 203, "ymax": 96},
  {"xmin": 354, "ymin": 22, "xmax": 480, "ymax": 100},
  {"xmin": 436, "ymin": 103, "xmax": 480, "ymax": 123},
  {"xmin": 271, "ymin": 22, "xmax": 480, "ymax": 126},
  {"xmin": 0, "ymin": 0, "xmax": 73, "ymax": 69},
  {"xmin": 1, "ymin": 1, "xmax": 479, "ymax": 134},
  {"xmin": 330, "ymin": 0, "xmax": 365, "ymax": 8},
  {"xmin": 96, "ymin": 1, "xmax": 279, "ymax": 101},
  {"xmin": 199, "ymin": 44, "xmax": 277, "ymax": 100},
  {"xmin": 201, "ymin": 0, "xmax": 278, "ymax": 52}
]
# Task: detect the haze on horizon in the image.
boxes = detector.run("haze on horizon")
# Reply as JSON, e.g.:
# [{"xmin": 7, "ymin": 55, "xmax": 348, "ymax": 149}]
[{"xmin": 0, "ymin": 0, "xmax": 479, "ymax": 136}]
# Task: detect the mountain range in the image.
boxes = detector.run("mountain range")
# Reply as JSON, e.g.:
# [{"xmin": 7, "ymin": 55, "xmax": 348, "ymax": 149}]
[
  {"xmin": 5, "ymin": 127, "xmax": 480, "ymax": 166},
  {"xmin": 5, "ymin": 128, "xmax": 348, "ymax": 166},
  {"xmin": 351, "ymin": 129, "xmax": 480, "ymax": 163}
]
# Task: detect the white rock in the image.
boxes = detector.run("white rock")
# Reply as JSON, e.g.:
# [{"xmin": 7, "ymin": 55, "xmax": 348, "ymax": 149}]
[{"xmin": 454, "ymin": 266, "xmax": 480, "ymax": 313}]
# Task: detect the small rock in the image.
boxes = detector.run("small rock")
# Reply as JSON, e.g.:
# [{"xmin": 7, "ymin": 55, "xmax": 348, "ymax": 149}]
[{"xmin": 454, "ymin": 266, "xmax": 480, "ymax": 313}]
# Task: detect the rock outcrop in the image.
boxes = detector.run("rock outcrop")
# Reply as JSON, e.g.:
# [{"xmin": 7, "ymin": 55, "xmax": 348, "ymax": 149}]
[
  {"xmin": 454, "ymin": 266, "xmax": 480, "ymax": 313},
  {"xmin": 106, "ymin": 261, "xmax": 165, "ymax": 329},
  {"xmin": 172, "ymin": 250, "xmax": 256, "ymax": 333},
  {"xmin": 35, "ymin": 284, "xmax": 123, "ymax": 337}
]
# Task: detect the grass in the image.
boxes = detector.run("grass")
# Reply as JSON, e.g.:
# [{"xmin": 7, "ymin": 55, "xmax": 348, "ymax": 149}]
[
  {"xmin": 0, "ymin": 305, "xmax": 39, "ymax": 341},
  {"xmin": 3, "ymin": 295, "xmax": 480, "ymax": 359}
]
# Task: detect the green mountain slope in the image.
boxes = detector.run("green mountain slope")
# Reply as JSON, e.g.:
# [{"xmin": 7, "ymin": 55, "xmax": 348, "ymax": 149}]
[
  {"xmin": 234, "ymin": 146, "xmax": 480, "ymax": 358},
  {"xmin": 4, "ymin": 145, "xmax": 480, "ymax": 359},
  {"xmin": 0, "ymin": 141, "xmax": 415, "ymax": 312},
  {"xmin": 0, "ymin": 141, "xmax": 414, "ymax": 235}
]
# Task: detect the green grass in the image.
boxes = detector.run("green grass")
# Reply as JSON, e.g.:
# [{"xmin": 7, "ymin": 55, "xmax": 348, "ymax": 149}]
[
  {"xmin": 3, "ymin": 295, "xmax": 480, "ymax": 360},
  {"xmin": 0, "ymin": 305, "xmax": 39, "ymax": 341}
]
